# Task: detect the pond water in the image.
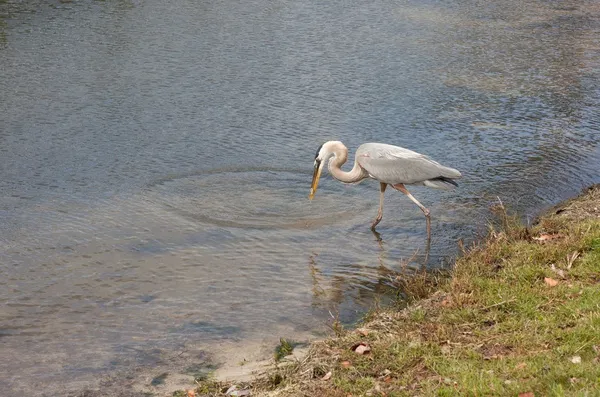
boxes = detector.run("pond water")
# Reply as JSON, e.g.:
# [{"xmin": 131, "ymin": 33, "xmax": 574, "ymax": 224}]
[{"xmin": 1, "ymin": 0, "xmax": 599, "ymax": 395}]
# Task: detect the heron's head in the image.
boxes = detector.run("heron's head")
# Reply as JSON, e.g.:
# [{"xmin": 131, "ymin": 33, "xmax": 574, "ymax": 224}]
[
  {"xmin": 309, "ymin": 141, "xmax": 343, "ymax": 200},
  {"xmin": 309, "ymin": 144, "xmax": 325, "ymax": 200}
]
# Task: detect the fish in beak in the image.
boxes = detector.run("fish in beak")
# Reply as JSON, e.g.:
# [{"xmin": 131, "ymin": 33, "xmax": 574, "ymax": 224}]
[{"xmin": 309, "ymin": 160, "xmax": 323, "ymax": 200}]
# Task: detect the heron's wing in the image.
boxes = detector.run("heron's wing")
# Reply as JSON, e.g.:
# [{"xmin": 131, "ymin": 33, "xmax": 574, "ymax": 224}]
[{"xmin": 356, "ymin": 143, "xmax": 461, "ymax": 185}]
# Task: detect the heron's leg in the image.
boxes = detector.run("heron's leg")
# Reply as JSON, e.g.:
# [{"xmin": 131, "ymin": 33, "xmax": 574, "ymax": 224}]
[
  {"xmin": 371, "ymin": 182, "xmax": 387, "ymax": 231},
  {"xmin": 392, "ymin": 184, "xmax": 431, "ymax": 242}
]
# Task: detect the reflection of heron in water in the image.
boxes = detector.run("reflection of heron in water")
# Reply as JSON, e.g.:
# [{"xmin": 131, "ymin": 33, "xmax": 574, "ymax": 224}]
[
  {"xmin": 307, "ymin": 252, "xmax": 402, "ymax": 315},
  {"xmin": 309, "ymin": 141, "xmax": 461, "ymax": 243}
]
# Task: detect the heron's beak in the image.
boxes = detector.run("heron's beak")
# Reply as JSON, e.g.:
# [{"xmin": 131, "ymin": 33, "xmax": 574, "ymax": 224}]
[{"xmin": 309, "ymin": 161, "xmax": 323, "ymax": 200}]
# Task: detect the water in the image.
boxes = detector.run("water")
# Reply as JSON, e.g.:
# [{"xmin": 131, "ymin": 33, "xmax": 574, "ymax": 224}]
[{"xmin": 1, "ymin": 0, "xmax": 599, "ymax": 395}]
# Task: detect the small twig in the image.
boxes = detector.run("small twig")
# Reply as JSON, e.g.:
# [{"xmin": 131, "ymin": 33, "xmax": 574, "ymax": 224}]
[
  {"xmin": 536, "ymin": 298, "xmax": 557, "ymax": 310},
  {"xmin": 574, "ymin": 340, "xmax": 596, "ymax": 353},
  {"xmin": 496, "ymin": 196, "xmax": 509, "ymax": 231},
  {"xmin": 166, "ymin": 349, "xmax": 188, "ymax": 360},
  {"xmin": 480, "ymin": 299, "xmax": 516, "ymax": 311},
  {"xmin": 496, "ymin": 196, "xmax": 504, "ymax": 209},
  {"xmin": 397, "ymin": 248, "xmax": 420, "ymax": 272},
  {"xmin": 478, "ymin": 334, "xmax": 503, "ymax": 344}
]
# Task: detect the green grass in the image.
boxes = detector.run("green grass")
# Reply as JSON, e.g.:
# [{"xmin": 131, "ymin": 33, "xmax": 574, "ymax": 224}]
[
  {"xmin": 274, "ymin": 338, "xmax": 297, "ymax": 362},
  {"xmin": 316, "ymin": 209, "xmax": 600, "ymax": 396},
  {"xmin": 192, "ymin": 186, "xmax": 600, "ymax": 396}
]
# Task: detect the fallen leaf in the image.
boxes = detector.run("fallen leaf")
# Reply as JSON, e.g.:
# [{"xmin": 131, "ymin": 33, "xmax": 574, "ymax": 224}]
[
  {"xmin": 533, "ymin": 233, "xmax": 564, "ymax": 242},
  {"xmin": 483, "ymin": 354, "xmax": 501, "ymax": 360},
  {"xmin": 321, "ymin": 371, "xmax": 332, "ymax": 381},
  {"xmin": 225, "ymin": 386, "xmax": 252, "ymax": 397},
  {"xmin": 187, "ymin": 390, "xmax": 195, "ymax": 397},
  {"xmin": 544, "ymin": 277, "xmax": 559, "ymax": 287},
  {"xmin": 440, "ymin": 344, "xmax": 451, "ymax": 355},
  {"xmin": 356, "ymin": 328, "xmax": 370, "ymax": 337},
  {"xmin": 352, "ymin": 342, "xmax": 371, "ymax": 355},
  {"xmin": 571, "ymin": 356, "xmax": 582, "ymax": 364},
  {"xmin": 230, "ymin": 390, "xmax": 251, "ymax": 397},
  {"xmin": 518, "ymin": 393, "xmax": 534, "ymax": 397},
  {"xmin": 515, "ymin": 362, "xmax": 527, "ymax": 370},
  {"xmin": 379, "ymin": 369, "xmax": 391, "ymax": 377},
  {"xmin": 341, "ymin": 361, "xmax": 352, "ymax": 368}
]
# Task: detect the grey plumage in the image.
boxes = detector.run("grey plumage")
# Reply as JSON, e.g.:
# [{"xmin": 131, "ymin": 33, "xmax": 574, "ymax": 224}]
[
  {"xmin": 355, "ymin": 143, "xmax": 461, "ymax": 188},
  {"xmin": 309, "ymin": 140, "xmax": 462, "ymax": 242}
]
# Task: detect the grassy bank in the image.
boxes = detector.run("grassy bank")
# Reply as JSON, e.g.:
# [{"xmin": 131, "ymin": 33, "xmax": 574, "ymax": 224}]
[{"xmin": 190, "ymin": 185, "xmax": 600, "ymax": 397}]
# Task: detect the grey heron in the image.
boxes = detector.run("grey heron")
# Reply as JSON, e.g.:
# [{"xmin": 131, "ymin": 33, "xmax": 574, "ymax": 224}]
[{"xmin": 309, "ymin": 141, "xmax": 461, "ymax": 241}]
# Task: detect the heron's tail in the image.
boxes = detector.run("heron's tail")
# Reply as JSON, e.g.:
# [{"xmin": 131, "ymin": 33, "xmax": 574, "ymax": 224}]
[{"xmin": 423, "ymin": 176, "xmax": 459, "ymax": 190}]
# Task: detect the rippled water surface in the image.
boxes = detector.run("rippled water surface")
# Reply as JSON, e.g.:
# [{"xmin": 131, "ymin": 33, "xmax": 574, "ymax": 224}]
[{"xmin": 1, "ymin": 0, "xmax": 600, "ymax": 395}]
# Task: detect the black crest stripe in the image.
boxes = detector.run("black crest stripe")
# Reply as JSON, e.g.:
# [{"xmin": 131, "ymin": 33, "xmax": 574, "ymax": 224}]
[{"xmin": 314, "ymin": 144, "xmax": 323, "ymax": 159}]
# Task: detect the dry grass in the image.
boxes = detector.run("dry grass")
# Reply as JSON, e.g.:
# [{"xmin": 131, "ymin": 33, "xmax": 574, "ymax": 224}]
[
  {"xmin": 544, "ymin": 184, "xmax": 600, "ymax": 222},
  {"xmin": 190, "ymin": 185, "xmax": 600, "ymax": 397}
]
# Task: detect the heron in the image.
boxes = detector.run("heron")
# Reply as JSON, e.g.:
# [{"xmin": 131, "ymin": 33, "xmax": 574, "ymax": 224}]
[{"xmin": 308, "ymin": 141, "xmax": 461, "ymax": 241}]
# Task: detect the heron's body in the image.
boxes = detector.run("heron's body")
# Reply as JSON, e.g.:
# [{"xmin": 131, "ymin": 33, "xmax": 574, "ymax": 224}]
[
  {"xmin": 350, "ymin": 142, "xmax": 460, "ymax": 187},
  {"xmin": 309, "ymin": 141, "xmax": 461, "ymax": 240}
]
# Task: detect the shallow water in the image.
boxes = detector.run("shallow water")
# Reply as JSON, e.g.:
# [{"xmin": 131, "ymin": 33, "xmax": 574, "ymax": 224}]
[{"xmin": 1, "ymin": 0, "xmax": 600, "ymax": 395}]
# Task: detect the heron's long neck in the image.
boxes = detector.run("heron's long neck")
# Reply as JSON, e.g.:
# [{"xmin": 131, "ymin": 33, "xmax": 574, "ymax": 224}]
[{"xmin": 328, "ymin": 152, "xmax": 366, "ymax": 183}]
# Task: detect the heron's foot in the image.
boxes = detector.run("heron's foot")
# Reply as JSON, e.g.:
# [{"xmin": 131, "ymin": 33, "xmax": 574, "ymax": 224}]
[
  {"xmin": 425, "ymin": 213, "xmax": 432, "ymax": 248},
  {"xmin": 370, "ymin": 227, "xmax": 383, "ymax": 243},
  {"xmin": 371, "ymin": 214, "xmax": 383, "ymax": 230}
]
